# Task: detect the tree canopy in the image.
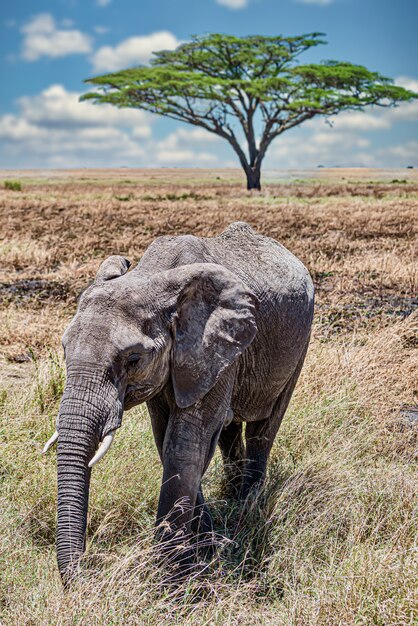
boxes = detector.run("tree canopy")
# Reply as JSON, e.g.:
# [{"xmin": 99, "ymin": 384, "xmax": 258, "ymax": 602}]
[{"xmin": 82, "ymin": 33, "xmax": 418, "ymax": 189}]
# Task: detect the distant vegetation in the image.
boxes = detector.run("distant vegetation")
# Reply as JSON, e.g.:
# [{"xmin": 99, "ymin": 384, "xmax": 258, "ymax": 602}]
[{"xmin": 3, "ymin": 180, "xmax": 22, "ymax": 191}]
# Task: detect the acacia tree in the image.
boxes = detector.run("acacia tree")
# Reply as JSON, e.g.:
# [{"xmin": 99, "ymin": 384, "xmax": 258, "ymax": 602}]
[{"xmin": 82, "ymin": 33, "xmax": 417, "ymax": 190}]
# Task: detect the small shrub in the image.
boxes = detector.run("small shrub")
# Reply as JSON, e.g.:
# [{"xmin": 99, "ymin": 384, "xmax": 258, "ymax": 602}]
[
  {"xmin": 114, "ymin": 193, "xmax": 134, "ymax": 201},
  {"xmin": 3, "ymin": 180, "xmax": 22, "ymax": 191}
]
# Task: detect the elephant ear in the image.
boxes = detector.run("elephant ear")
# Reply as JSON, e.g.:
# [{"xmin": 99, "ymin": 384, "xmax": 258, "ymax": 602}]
[
  {"xmin": 95, "ymin": 255, "xmax": 131, "ymax": 282},
  {"xmin": 170, "ymin": 263, "xmax": 259, "ymax": 408}
]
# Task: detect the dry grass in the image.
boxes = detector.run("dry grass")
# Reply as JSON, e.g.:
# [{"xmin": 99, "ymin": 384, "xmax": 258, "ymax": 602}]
[{"xmin": 0, "ymin": 168, "xmax": 417, "ymax": 625}]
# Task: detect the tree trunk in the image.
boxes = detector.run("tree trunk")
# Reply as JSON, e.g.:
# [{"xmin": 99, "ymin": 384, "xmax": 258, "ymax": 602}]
[{"xmin": 246, "ymin": 166, "xmax": 261, "ymax": 191}]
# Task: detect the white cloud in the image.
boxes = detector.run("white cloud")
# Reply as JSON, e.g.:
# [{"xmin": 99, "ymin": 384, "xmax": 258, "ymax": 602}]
[
  {"xmin": 96, "ymin": 0, "xmax": 112, "ymax": 6},
  {"xmin": 216, "ymin": 0, "xmax": 249, "ymax": 8},
  {"xmin": 266, "ymin": 128, "xmax": 376, "ymax": 169},
  {"xmin": 173, "ymin": 128, "xmax": 219, "ymax": 143},
  {"xmin": 91, "ymin": 31, "xmax": 181, "ymax": 72},
  {"xmin": 382, "ymin": 76, "xmax": 418, "ymax": 123},
  {"xmin": 21, "ymin": 13, "xmax": 92, "ymax": 61},
  {"xmin": 0, "ymin": 115, "xmax": 44, "ymax": 141},
  {"xmin": 155, "ymin": 149, "xmax": 216, "ymax": 165},
  {"xmin": 379, "ymin": 141, "xmax": 418, "ymax": 162},
  {"xmin": 386, "ymin": 100, "xmax": 418, "ymax": 122},
  {"xmin": 395, "ymin": 76, "xmax": 418, "ymax": 92},
  {"xmin": 332, "ymin": 113, "xmax": 390, "ymax": 130},
  {"xmin": 311, "ymin": 131, "xmax": 369, "ymax": 148},
  {"xmin": 307, "ymin": 111, "xmax": 390, "ymax": 131},
  {"xmin": 154, "ymin": 128, "xmax": 219, "ymax": 165},
  {"xmin": 16, "ymin": 84, "xmax": 151, "ymax": 131},
  {"xmin": 0, "ymin": 85, "xmax": 220, "ymax": 168},
  {"xmin": 0, "ymin": 85, "xmax": 150, "ymax": 166}
]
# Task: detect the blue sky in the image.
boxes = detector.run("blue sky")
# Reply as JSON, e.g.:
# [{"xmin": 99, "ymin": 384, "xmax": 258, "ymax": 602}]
[{"xmin": 1, "ymin": 0, "xmax": 417, "ymax": 169}]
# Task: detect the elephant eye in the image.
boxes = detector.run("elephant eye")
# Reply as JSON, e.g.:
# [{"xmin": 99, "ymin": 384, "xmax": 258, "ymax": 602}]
[{"xmin": 127, "ymin": 354, "xmax": 141, "ymax": 368}]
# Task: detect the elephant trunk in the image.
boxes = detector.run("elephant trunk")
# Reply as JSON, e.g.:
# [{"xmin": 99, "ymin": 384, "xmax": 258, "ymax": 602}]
[
  {"xmin": 56, "ymin": 427, "xmax": 95, "ymax": 582},
  {"xmin": 56, "ymin": 371, "xmax": 123, "ymax": 583}
]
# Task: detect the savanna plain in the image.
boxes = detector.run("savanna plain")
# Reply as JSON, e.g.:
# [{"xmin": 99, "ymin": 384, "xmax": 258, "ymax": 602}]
[{"xmin": 0, "ymin": 168, "xmax": 417, "ymax": 625}]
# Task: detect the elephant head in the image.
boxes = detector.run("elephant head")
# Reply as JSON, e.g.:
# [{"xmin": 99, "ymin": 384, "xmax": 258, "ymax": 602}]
[{"xmin": 47, "ymin": 255, "xmax": 258, "ymax": 582}]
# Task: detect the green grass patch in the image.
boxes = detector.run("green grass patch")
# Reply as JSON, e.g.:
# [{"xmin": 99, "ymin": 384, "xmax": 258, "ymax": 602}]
[{"xmin": 3, "ymin": 180, "xmax": 22, "ymax": 191}]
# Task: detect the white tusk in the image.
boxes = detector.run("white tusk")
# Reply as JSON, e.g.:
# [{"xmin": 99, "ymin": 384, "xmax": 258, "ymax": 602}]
[
  {"xmin": 88, "ymin": 431, "xmax": 115, "ymax": 468},
  {"xmin": 42, "ymin": 430, "xmax": 58, "ymax": 454}
]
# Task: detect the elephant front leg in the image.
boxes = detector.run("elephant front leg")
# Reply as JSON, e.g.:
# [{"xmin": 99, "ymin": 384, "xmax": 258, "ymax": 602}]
[
  {"xmin": 192, "ymin": 485, "xmax": 213, "ymax": 536},
  {"xmin": 156, "ymin": 414, "xmax": 207, "ymax": 567},
  {"xmin": 190, "ymin": 484, "xmax": 216, "ymax": 559},
  {"xmin": 154, "ymin": 376, "xmax": 234, "ymax": 568}
]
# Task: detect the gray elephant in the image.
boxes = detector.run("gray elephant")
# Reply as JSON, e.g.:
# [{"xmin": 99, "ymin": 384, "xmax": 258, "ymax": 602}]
[{"xmin": 43, "ymin": 222, "xmax": 314, "ymax": 583}]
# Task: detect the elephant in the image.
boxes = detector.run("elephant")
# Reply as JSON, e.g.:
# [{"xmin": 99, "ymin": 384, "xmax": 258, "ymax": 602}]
[{"xmin": 43, "ymin": 221, "xmax": 314, "ymax": 583}]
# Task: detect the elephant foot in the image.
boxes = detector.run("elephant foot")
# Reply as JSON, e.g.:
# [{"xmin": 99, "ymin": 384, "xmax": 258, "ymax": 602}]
[
  {"xmin": 191, "ymin": 503, "xmax": 213, "ymax": 534},
  {"xmin": 157, "ymin": 543, "xmax": 211, "ymax": 587},
  {"xmin": 191, "ymin": 501, "xmax": 217, "ymax": 560},
  {"xmin": 194, "ymin": 531, "xmax": 217, "ymax": 561},
  {"xmin": 155, "ymin": 488, "xmax": 216, "ymax": 577},
  {"xmin": 239, "ymin": 479, "xmax": 264, "ymax": 502},
  {"xmin": 221, "ymin": 474, "xmax": 242, "ymax": 499}
]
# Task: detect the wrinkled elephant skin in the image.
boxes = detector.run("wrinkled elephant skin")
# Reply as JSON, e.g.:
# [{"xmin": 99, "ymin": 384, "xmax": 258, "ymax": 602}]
[{"xmin": 53, "ymin": 222, "xmax": 314, "ymax": 582}]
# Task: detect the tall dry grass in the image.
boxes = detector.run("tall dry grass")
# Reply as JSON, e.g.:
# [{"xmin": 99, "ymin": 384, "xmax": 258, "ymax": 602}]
[{"xmin": 0, "ymin": 169, "xmax": 417, "ymax": 625}]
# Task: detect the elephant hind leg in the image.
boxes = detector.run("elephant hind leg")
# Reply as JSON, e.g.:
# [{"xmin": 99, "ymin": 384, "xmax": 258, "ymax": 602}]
[
  {"xmin": 218, "ymin": 421, "xmax": 245, "ymax": 496},
  {"xmin": 241, "ymin": 349, "xmax": 308, "ymax": 500}
]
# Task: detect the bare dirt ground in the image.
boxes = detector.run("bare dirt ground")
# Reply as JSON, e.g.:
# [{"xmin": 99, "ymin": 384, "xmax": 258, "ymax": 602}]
[{"xmin": 1, "ymin": 168, "xmax": 417, "ymax": 625}]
